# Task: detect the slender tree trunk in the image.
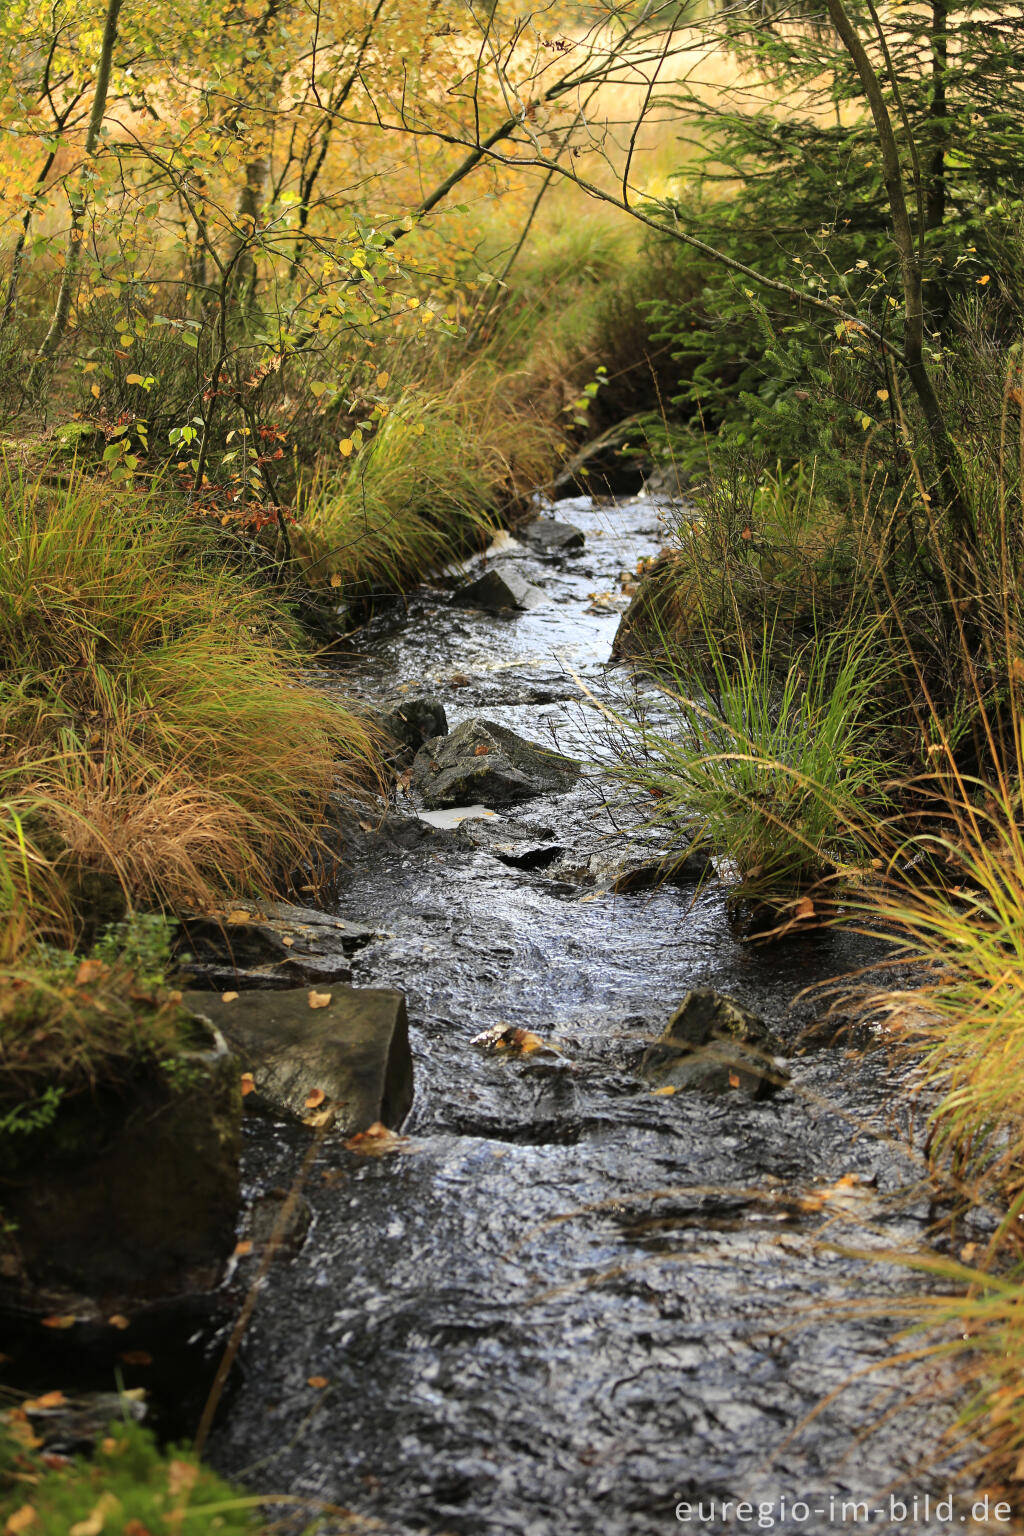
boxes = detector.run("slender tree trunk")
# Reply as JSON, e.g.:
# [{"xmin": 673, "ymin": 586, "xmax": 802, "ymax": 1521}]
[
  {"xmin": 825, "ymin": 0, "xmax": 974, "ymax": 558},
  {"xmin": 926, "ymin": 0, "xmax": 949, "ymax": 232},
  {"xmin": 28, "ymin": 0, "xmax": 125, "ymax": 391}
]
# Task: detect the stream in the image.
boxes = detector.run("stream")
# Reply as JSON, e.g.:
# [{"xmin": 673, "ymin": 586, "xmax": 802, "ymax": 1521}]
[{"xmin": 210, "ymin": 493, "xmax": 970, "ymax": 1535}]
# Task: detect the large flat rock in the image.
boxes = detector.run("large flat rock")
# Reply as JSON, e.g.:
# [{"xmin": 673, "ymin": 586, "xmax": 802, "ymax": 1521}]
[
  {"xmin": 184, "ymin": 985, "xmax": 413, "ymax": 1131},
  {"xmin": 412, "ymin": 718, "xmax": 579, "ymax": 809},
  {"xmin": 176, "ymin": 903, "xmax": 380, "ymax": 990}
]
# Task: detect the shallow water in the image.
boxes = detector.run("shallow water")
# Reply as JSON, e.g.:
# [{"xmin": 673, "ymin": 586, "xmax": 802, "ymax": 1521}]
[{"xmin": 211, "ymin": 497, "xmax": 971, "ymax": 1535}]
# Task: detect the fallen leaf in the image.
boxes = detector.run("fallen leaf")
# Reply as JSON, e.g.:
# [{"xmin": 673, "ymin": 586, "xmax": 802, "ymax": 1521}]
[
  {"xmin": 329, "ymin": 573, "xmax": 342, "ymax": 588},
  {"xmin": 470, "ymin": 1023, "xmax": 552, "ymax": 1056},
  {"xmin": 728, "ymin": 1072, "xmax": 741, "ymax": 1089},
  {"xmin": 281, "ymin": 935, "xmax": 294, "ymax": 947},
  {"xmin": 308, "ymin": 990, "xmax": 332, "ymax": 1009},
  {"xmin": 794, "ymin": 896, "xmax": 815, "ymax": 920},
  {"xmin": 23, "ymin": 1391, "xmax": 65, "ymax": 1412},
  {"xmin": 233, "ymin": 1240, "xmax": 253, "ymax": 1257},
  {"xmin": 960, "ymin": 1242, "xmax": 980, "ymax": 1263},
  {"xmin": 225, "ymin": 910, "xmax": 252, "ymax": 925},
  {"xmin": 240, "ymin": 1072, "xmax": 256, "ymax": 1096},
  {"xmin": 167, "ymin": 1459, "xmax": 199, "ymax": 1499},
  {"xmin": 119, "ymin": 1350, "xmax": 152, "ymax": 1366},
  {"xmin": 75, "ymin": 958, "xmax": 107, "ymax": 987},
  {"xmin": 740, "ymin": 527, "xmax": 752, "ymax": 541},
  {"xmin": 449, "ymin": 672, "xmax": 471, "ymax": 687},
  {"xmin": 100, "ymin": 1438, "xmax": 119, "ymax": 1456},
  {"xmin": 305, "ymin": 1088, "xmax": 327, "ymax": 1109},
  {"xmin": 221, "ymin": 991, "xmax": 239, "ymax": 1003},
  {"xmin": 70, "ymin": 1494, "xmax": 120, "ymax": 1536},
  {"xmin": 650, "ymin": 1085, "xmax": 676, "ymax": 1097},
  {"xmin": 307, "ymin": 1375, "xmax": 329, "ymax": 1389},
  {"xmin": 344, "ymin": 1121, "xmax": 408, "ymax": 1156},
  {"xmin": 303, "ymin": 1104, "xmax": 335, "ymax": 1128},
  {"xmin": 107, "ymin": 1314, "xmax": 130, "ymax": 1330},
  {"xmin": 41, "ymin": 1314, "xmax": 76, "ymax": 1330},
  {"xmin": 473, "ymin": 744, "xmax": 490, "ymax": 756},
  {"xmin": 5, "ymin": 1509, "xmax": 37, "ymax": 1534}
]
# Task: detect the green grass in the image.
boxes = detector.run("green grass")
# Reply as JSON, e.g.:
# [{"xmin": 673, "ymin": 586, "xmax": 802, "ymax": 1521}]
[
  {"xmin": 0, "ymin": 1415, "xmax": 262, "ymax": 1534},
  {"xmin": 609, "ymin": 616, "xmax": 892, "ymax": 899}
]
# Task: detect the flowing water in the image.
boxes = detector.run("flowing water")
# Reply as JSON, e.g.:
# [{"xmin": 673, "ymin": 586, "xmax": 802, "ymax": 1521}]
[{"xmin": 210, "ymin": 495, "xmax": 974, "ymax": 1535}]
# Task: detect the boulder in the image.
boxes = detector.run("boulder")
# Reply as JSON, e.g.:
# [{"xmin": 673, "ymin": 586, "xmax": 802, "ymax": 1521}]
[
  {"xmin": 379, "ymin": 696, "xmax": 448, "ymax": 759},
  {"xmin": 0, "ymin": 1018, "xmax": 240, "ymax": 1299},
  {"xmin": 175, "ymin": 902, "xmax": 379, "ymax": 990},
  {"xmin": 456, "ymin": 566, "xmax": 547, "ymax": 612},
  {"xmin": 552, "ymin": 848, "xmax": 714, "ymax": 892},
  {"xmin": 640, "ymin": 988, "xmax": 789, "ymax": 1098},
  {"xmin": 640, "ymin": 462, "xmax": 690, "ymax": 503},
  {"xmin": 518, "ymin": 518, "xmax": 586, "ymax": 556},
  {"xmin": 184, "ymin": 984, "xmax": 413, "ymax": 1131},
  {"xmin": 412, "ymin": 718, "xmax": 579, "ymax": 808}
]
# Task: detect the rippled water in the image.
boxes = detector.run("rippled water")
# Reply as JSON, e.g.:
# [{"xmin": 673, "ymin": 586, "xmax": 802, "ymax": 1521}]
[{"xmin": 210, "ymin": 497, "xmax": 969, "ymax": 1535}]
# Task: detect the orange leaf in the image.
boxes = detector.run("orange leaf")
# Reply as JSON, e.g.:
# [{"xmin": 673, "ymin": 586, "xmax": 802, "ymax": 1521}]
[
  {"xmin": 307, "ymin": 1375, "xmax": 329, "ymax": 1389},
  {"xmin": 41, "ymin": 1314, "xmax": 76, "ymax": 1330},
  {"xmin": 305, "ymin": 1087, "xmax": 327, "ymax": 1109},
  {"xmin": 75, "ymin": 959, "xmax": 106, "ymax": 987},
  {"xmin": 728, "ymin": 1072, "xmax": 741, "ymax": 1089},
  {"xmin": 119, "ymin": 1350, "xmax": 152, "ymax": 1366},
  {"xmin": 308, "ymin": 990, "xmax": 332, "ymax": 1009},
  {"xmin": 23, "ymin": 1391, "xmax": 65, "ymax": 1411},
  {"xmin": 221, "ymin": 991, "xmax": 239, "ymax": 1003},
  {"xmin": 240, "ymin": 1072, "xmax": 256, "ymax": 1096},
  {"xmin": 794, "ymin": 896, "xmax": 816, "ymax": 919},
  {"xmin": 233, "ymin": 1240, "xmax": 253, "ymax": 1257},
  {"xmin": 344, "ymin": 1121, "xmax": 407, "ymax": 1156},
  {"xmin": 473, "ymin": 744, "xmax": 490, "ymax": 756},
  {"xmin": 107, "ymin": 1314, "xmax": 130, "ymax": 1330},
  {"xmin": 167, "ymin": 1459, "xmax": 199, "ymax": 1499}
]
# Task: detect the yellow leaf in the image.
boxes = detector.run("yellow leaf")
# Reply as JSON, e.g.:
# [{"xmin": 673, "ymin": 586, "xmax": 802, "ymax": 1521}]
[
  {"xmin": 339, "ymin": 438, "xmax": 353, "ymax": 457},
  {"xmin": 226, "ymin": 909, "xmax": 251, "ymax": 924},
  {"xmin": 6, "ymin": 1508, "xmax": 38, "ymax": 1535},
  {"xmin": 107, "ymin": 1314, "xmax": 130, "ymax": 1330},
  {"xmin": 376, "ymin": 371, "xmax": 389, "ymax": 388},
  {"xmin": 90, "ymin": 384, "xmax": 100, "ymax": 398},
  {"xmin": 125, "ymin": 373, "xmax": 145, "ymax": 385},
  {"xmin": 41, "ymin": 1314, "xmax": 76, "ymax": 1329},
  {"xmin": 329, "ymin": 573, "xmax": 342, "ymax": 588},
  {"xmin": 308, "ymin": 990, "xmax": 332, "ymax": 1008},
  {"xmin": 240, "ymin": 1072, "xmax": 256, "ymax": 1096},
  {"xmin": 406, "ymin": 295, "xmax": 420, "ymax": 309},
  {"xmin": 221, "ymin": 991, "xmax": 239, "ymax": 1003},
  {"xmin": 650, "ymin": 1085, "xmax": 676, "ymax": 1097},
  {"xmin": 69, "ymin": 1493, "xmax": 121, "ymax": 1536},
  {"xmin": 876, "ymin": 388, "xmax": 889, "ymax": 402}
]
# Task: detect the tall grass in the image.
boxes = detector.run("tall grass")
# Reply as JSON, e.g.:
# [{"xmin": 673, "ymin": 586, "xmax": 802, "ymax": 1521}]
[
  {"xmin": 296, "ymin": 371, "xmax": 559, "ymax": 597},
  {"xmin": 609, "ymin": 615, "xmax": 891, "ymax": 898},
  {"xmin": 0, "ymin": 466, "xmax": 382, "ymax": 948}
]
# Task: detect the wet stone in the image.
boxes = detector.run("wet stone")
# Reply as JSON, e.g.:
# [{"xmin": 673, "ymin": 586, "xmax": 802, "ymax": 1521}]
[
  {"xmin": 183, "ymin": 984, "xmax": 413, "ymax": 1131},
  {"xmin": 518, "ymin": 517, "xmax": 586, "ymax": 555},
  {"xmin": 175, "ymin": 903, "xmax": 379, "ymax": 990},
  {"xmin": 640, "ymin": 987, "xmax": 790, "ymax": 1098},
  {"xmin": 412, "ymin": 718, "xmax": 579, "ymax": 809},
  {"xmin": 379, "ymin": 695, "xmax": 448, "ymax": 760},
  {"xmin": 455, "ymin": 565, "xmax": 547, "ymax": 612}
]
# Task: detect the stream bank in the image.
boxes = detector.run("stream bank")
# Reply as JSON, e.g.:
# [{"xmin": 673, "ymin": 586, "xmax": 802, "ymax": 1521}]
[{"xmin": 206, "ymin": 493, "xmax": 975, "ymax": 1535}]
